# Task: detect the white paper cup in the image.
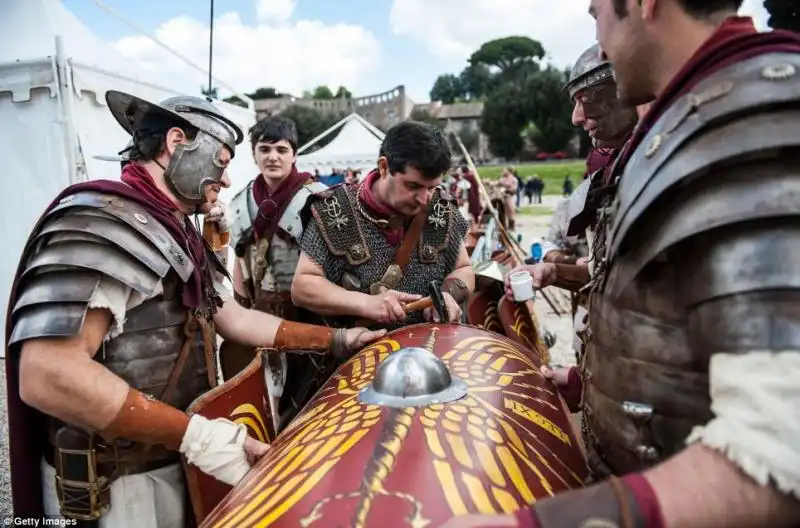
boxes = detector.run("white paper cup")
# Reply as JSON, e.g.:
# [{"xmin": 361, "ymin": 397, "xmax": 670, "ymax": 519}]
[{"xmin": 509, "ymin": 271, "xmax": 535, "ymax": 301}]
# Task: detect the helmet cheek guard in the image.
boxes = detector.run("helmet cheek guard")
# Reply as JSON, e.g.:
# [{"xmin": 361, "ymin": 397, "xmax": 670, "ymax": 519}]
[{"xmin": 164, "ymin": 131, "xmax": 229, "ymax": 205}]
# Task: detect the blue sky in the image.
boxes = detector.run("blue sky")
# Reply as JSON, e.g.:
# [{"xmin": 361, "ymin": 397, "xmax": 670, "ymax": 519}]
[{"xmin": 61, "ymin": 0, "xmax": 770, "ymax": 103}]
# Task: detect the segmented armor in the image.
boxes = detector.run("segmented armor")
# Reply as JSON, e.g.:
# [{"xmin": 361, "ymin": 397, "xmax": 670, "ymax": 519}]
[
  {"xmin": 8, "ymin": 191, "xmax": 220, "ymax": 458},
  {"xmin": 581, "ymin": 53, "xmax": 800, "ymax": 478},
  {"xmin": 301, "ymin": 184, "xmax": 469, "ymax": 326}
]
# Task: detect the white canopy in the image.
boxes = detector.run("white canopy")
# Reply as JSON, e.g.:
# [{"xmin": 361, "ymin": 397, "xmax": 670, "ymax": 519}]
[
  {"xmin": 296, "ymin": 113, "xmax": 384, "ymax": 173},
  {"xmin": 0, "ymin": 0, "xmax": 257, "ymax": 350}
]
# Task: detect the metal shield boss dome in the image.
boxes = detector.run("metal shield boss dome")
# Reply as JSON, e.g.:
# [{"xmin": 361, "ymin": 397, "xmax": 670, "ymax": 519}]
[{"xmin": 358, "ymin": 347, "xmax": 468, "ymax": 408}]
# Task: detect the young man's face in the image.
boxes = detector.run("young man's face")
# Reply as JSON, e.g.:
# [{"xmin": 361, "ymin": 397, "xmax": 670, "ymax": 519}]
[{"xmin": 253, "ymin": 138, "xmax": 296, "ymax": 185}]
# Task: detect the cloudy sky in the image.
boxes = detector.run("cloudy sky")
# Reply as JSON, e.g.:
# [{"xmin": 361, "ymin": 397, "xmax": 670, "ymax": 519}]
[{"xmin": 63, "ymin": 0, "xmax": 771, "ymax": 103}]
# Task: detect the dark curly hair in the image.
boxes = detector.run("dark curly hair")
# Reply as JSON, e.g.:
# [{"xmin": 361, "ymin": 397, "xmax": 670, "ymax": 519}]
[
  {"xmin": 379, "ymin": 121, "xmax": 451, "ymax": 180},
  {"xmin": 126, "ymin": 113, "xmax": 198, "ymax": 162},
  {"xmin": 248, "ymin": 115, "xmax": 298, "ymax": 153}
]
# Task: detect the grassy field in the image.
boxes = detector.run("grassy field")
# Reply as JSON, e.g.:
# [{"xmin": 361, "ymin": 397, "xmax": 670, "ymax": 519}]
[
  {"xmin": 474, "ymin": 160, "xmax": 585, "ymax": 195},
  {"xmin": 517, "ymin": 205, "xmax": 554, "ymax": 216}
]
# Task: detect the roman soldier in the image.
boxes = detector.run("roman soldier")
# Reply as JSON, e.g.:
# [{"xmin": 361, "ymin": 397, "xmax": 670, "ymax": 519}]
[
  {"xmin": 219, "ymin": 115, "xmax": 331, "ymax": 434},
  {"xmin": 456, "ymin": 4, "xmax": 800, "ymax": 527},
  {"xmin": 4, "ymin": 91, "xmax": 382, "ymax": 525},
  {"xmin": 292, "ymin": 121, "xmax": 475, "ymax": 328}
]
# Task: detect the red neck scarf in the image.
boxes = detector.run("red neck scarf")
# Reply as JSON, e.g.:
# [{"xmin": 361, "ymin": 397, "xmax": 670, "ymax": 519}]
[
  {"xmin": 251, "ymin": 166, "xmax": 308, "ymax": 242},
  {"xmin": 359, "ymin": 169, "xmax": 406, "ymax": 245},
  {"xmin": 42, "ymin": 163, "xmax": 210, "ymax": 310},
  {"xmin": 616, "ymin": 16, "xmax": 800, "ymax": 170}
]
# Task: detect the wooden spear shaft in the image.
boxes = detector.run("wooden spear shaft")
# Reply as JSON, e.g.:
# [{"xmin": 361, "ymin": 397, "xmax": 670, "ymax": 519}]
[{"xmin": 451, "ymin": 133, "xmax": 551, "ymax": 363}]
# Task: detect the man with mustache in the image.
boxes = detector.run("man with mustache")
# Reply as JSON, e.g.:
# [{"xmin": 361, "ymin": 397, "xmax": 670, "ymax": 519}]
[
  {"xmin": 456, "ymin": 1, "xmax": 800, "ymax": 526},
  {"xmin": 4, "ymin": 92, "xmax": 382, "ymax": 526},
  {"xmin": 292, "ymin": 120, "xmax": 475, "ymax": 327}
]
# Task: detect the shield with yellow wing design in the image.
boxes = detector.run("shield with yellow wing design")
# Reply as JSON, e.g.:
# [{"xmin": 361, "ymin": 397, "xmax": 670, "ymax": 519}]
[{"xmin": 200, "ymin": 324, "xmax": 587, "ymax": 528}]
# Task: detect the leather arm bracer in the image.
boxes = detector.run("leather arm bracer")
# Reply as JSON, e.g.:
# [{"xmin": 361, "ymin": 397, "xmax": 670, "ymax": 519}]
[
  {"xmin": 442, "ymin": 277, "xmax": 471, "ymax": 304},
  {"xmin": 518, "ymin": 474, "xmax": 665, "ymax": 528},
  {"xmin": 273, "ymin": 321, "xmax": 349, "ymax": 359},
  {"xmin": 99, "ymin": 389, "xmax": 190, "ymax": 451}
]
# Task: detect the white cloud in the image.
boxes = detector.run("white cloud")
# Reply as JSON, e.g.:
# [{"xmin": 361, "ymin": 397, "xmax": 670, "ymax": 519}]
[
  {"xmin": 390, "ymin": 0, "xmax": 771, "ymax": 69},
  {"xmin": 112, "ymin": 3, "xmax": 381, "ymax": 99},
  {"xmin": 255, "ymin": 0, "xmax": 296, "ymax": 24}
]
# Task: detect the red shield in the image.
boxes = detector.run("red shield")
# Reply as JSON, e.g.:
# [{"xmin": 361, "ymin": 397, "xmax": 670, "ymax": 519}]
[
  {"xmin": 184, "ymin": 352, "xmax": 273, "ymax": 523},
  {"xmin": 200, "ymin": 324, "xmax": 588, "ymax": 527}
]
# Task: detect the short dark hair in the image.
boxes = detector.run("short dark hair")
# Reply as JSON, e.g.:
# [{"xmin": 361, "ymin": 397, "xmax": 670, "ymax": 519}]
[
  {"xmin": 127, "ymin": 114, "xmax": 198, "ymax": 162},
  {"xmin": 249, "ymin": 116, "xmax": 298, "ymax": 152},
  {"xmin": 379, "ymin": 121, "xmax": 451, "ymax": 180},
  {"xmin": 612, "ymin": 0, "xmax": 742, "ymax": 18}
]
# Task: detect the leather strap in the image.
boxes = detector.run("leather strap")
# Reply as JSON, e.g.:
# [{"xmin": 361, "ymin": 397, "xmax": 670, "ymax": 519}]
[
  {"xmin": 395, "ymin": 210, "xmax": 427, "ymax": 271},
  {"xmin": 373, "ymin": 210, "xmax": 427, "ymax": 293},
  {"xmin": 160, "ymin": 313, "xmax": 199, "ymax": 404}
]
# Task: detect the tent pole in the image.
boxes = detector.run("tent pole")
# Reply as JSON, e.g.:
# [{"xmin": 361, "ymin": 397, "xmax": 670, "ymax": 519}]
[
  {"xmin": 88, "ymin": 0, "xmax": 254, "ymax": 110},
  {"xmin": 55, "ymin": 35, "xmax": 79, "ymax": 184}
]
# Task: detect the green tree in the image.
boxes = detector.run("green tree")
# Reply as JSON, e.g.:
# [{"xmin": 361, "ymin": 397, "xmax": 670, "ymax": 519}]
[
  {"xmin": 469, "ymin": 36, "xmax": 545, "ymax": 81},
  {"xmin": 334, "ymin": 86, "xmax": 353, "ymax": 98},
  {"xmin": 525, "ymin": 67, "xmax": 575, "ymax": 152},
  {"xmin": 481, "ymin": 82, "xmax": 529, "ymax": 159},
  {"xmin": 430, "ymin": 74, "xmax": 465, "ymax": 103},
  {"xmin": 765, "ymin": 0, "xmax": 800, "ymax": 31},
  {"xmin": 223, "ymin": 86, "xmax": 280, "ymax": 107},
  {"xmin": 312, "ymin": 85, "xmax": 335, "ymax": 99},
  {"xmin": 459, "ymin": 63, "xmax": 496, "ymax": 100},
  {"xmin": 279, "ymin": 105, "xmax": 342, "ymax": 148}
]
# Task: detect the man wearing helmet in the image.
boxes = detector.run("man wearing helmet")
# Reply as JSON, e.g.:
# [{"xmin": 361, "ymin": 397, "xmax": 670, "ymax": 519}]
[
  {"xmin": 455, "ymin": 1, "xmax": 800, "ymax": 526},
  {"xmin": 4, "ymin": 91, "xmax": 383, "ymax": 525}
]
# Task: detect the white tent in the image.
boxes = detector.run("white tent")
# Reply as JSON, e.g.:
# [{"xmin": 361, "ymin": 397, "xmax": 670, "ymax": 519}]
[
  {"xmin": 296, "ymin": 113, "xmax": 384, "ymax": 174},
  {"xmin": 0, "ymin": 0, "xmax": 257, "ymax": 350}
]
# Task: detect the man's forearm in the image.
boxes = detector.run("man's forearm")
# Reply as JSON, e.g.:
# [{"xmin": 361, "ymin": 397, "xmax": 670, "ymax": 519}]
[
  {"xmin": 524, "ymin": 443, "xmax": 799, "ymax": 527},
  {"xmin": 647, "ymin": 444, "xmax": 800, "ymax": 527},
  {"xmin": 292, "ymin": 274, "xmax": 370, "ymax": 317},
  {"xmin": 20, "ymin": 344, "xmax": 189, "ymax": 450}
]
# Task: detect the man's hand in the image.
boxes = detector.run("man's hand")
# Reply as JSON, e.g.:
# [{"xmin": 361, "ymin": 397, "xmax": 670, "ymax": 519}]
[
  {"xmin": 576, "ymin": 256, "xmax": 590, "ymax": 267},
  {"xmin": 504, "ymin": 263, "xmax": 556, "ymax": 299},
  {"xmin": 180, "ymin": 414, "xmax": 267, "ymax": 486},
  {"xmin": 362, "ymin": 290, "xmax": 422, "ymax": 323},
  {"xmin": 344, "ymin": 328, "xmax": 387, "ymax": 351},
  {"xmin": 423, "ymin": 292, "xmax": 462, "ymax": 322},
  {"xmin": 205, "ymin": 203, "xmax": 230, "ymax": 233},
  {"xmin": 243, "ymin": 435, "xmax": 270, "ymax": 465},
  {"xmin": 539, "ymin": 364, "xmax": 572, "ymax": 387}
]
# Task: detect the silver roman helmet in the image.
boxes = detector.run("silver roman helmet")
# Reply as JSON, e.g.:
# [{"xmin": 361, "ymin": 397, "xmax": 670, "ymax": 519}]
[
  {"xmin": 564, "ymin": 44, "xmax": 637, "ymax": 147},
  {"xmin": 105, "ymin": 90, "xmax": 244, "ymax": 204}
]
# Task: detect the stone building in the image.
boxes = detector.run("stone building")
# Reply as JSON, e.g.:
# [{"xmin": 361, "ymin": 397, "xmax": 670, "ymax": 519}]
[{"xmin": 253, "ymin": 84, "xmax": 489, "ymax": 158}]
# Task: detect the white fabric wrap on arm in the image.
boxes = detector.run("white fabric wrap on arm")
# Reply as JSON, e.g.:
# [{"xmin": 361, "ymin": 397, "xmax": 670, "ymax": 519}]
[
  {"xmin": 179, "ymin": 414, "xmax": 252, "ymax": 486},
  {"xmin": 686, "ymin": 351, "xmax": 800, "ymax": 499}
]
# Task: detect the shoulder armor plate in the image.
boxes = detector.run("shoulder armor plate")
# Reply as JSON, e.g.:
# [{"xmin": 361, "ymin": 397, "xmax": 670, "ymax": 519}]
[
  {"xmin": 228, "ymin": 181, "xmax": 257, "ymax": 250},
  {"xmin": 8, "ymin": 191, "xmax": 194, "ymax": 345},
  {"xmin": 607, "ymin": 52, "xmax": 800, "ymax": 262},
  {"xmin": 278, "ymin": 181, "xmax": 328, "ymax": 241},
  {"xmin": 418, "ymin": 187, "xmax": 459, "ymax": 264},
  {"xmin": 49, "ymin": 191, "xmax": 193, "ymax": 281},
  {"xmin": 308, "ymin": 185, "xmax": 370, "ymax": 265}
]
